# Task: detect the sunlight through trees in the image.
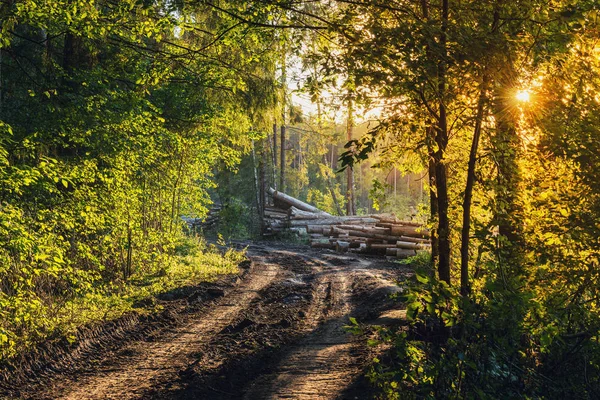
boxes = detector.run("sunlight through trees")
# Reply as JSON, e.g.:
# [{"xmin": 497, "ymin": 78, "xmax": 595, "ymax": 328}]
[{"xmin": 0, "ymin": 0, "xmax": 599, "ymax": 398}]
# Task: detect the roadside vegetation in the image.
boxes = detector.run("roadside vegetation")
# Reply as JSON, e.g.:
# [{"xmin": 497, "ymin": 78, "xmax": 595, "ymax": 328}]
[
  {"xmin": 0, "ymin": 1, "xmax": 265, "ymax": 365},
  {"xmin": 1, "ymin": 234, "xmax": 244, "ymax": 363}
]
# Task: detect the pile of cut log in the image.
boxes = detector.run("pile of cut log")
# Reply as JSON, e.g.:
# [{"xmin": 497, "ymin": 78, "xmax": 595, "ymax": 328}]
[
  {"xmin": 264, "ymin": 188, "xmax": 430, "ymax": 259},
  {"xmin": 184, "ymin": 205, "xmax": 222, "ymax": 230}
]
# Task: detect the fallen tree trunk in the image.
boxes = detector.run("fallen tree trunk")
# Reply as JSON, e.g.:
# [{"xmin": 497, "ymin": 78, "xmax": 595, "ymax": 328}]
[
  {"xmin": 264, "ymin": 188, "xmax": 432, "ymax": 259},
  {"xmin": 307, "ymin": 225, "xmax": 334, "ymax": 233},
  {"xmin": 388, "ymin": 224, "xmax": 430, "ymax": 238},
  {"xmin": 369, "ymin": 243, "xmax": 398, "ymax": 250},
  {"xmin": 288, "ymin": 206, "xmax": 331, "ymax": 220},
  {"xmin": 311, "ymin": 242, "xmax": 335, "ymax": 249},
  {"xmin": 268, "ymin": 187, "xmax": 329, "ymax": 215}
]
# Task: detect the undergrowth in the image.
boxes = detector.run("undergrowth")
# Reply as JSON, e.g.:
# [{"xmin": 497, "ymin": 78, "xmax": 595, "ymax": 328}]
[
  {"xmin": 0, "ymin": 236, "xmax": 245, "ymax": 364},
  {"xmin": 362, "ymin": 253, "xmax": 600, "ymax": 399}
]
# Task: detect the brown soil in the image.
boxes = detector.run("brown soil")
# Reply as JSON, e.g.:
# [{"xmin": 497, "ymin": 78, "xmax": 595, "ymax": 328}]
[{"xmin": 1, "ymin": 241, "xmax": 412, "ymax": 400}]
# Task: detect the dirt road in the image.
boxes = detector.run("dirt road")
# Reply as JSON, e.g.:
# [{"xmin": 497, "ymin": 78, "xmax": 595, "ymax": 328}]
[{"xmin": 2, "ymin": 242, "xmax": 411, "ymax": 400}]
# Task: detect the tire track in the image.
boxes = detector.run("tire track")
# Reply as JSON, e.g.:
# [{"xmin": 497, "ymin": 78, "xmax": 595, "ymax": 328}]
[
  {"xmin": 56, "ymin": 257, "xmax": 281, "ymax": 400},
  {"xmin": 17, "ymin": 243, "xmax": 411, "ymax": 400},
  {"xmin": 242, "ymin": 262, "xmax": 361, "ymax": 400}
]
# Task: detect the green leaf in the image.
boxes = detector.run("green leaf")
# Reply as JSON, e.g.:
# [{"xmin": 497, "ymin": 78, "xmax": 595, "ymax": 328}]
[{"xmin": 442, "ymin": 311, "xmax": 454, "ymax": 327}]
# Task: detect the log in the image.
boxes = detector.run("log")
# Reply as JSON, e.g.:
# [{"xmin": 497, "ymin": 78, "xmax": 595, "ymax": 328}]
[
  {"xmin": 307, "ymin": 225, "xmax": 332, "ymax": 234},
  {"xmin": 349, "ymin": 243, "xmax": 369, "ymax": 253},
  {"xmin": 311, "ymin": 242, "xmax": 335, "ymax": 249},
  {"xmin": 346, "ymin": 236, "xmax": 367, "ymax": 242},
  {"xmin": 385, "ymin": 247, "xmax": 398, "ymax": 256},
  {"xmin": 398, "ymin": 236, "xmax": 430, "ymax": 244},
  {"xmin": 387, "ymin": 219, "xmax": 422, "ymax": 227},
  {"xmin": 268, "ymin": 187, "xmax": 330, "ymax": 215},
  {"xmin": 369, "ymin": 243, "xmax": 398, "ymax": 250},
  {"xmin": 337, "ymin": 224, "xmax": 390, "ymax": 233},
  {"xmin": 265, "ymin": 206, "xmax": 287, "ymax": 212},
  {"xmin": 345, "ymin": 230, "xmax": 414, "ymax": 243},
  {"xmin": 290, "ymin": 217, "xmax": 378, "ymax": 226},
  {"xmin": 331, "ymin": 227, "xmax": 350, "ymax": 236},
  {"xmin": 371, "ymin": 215, "xmax": 422, "ymax": 226},
  {"xmin": 264, "ymin": 213, "xmax": 287, "ymax": 220},
  {"xmin": 288, "ymin": 206, "xmax": 331, "ymax": 220},
  {"xmin": 266, "ymin": 220, "xmax": 286, "ymax": 228},
  {"xmin": 396, "ymin": 241, "xmax": 431, "ymax": 250},
  {"xmin": 262, "ymin": 190, "xmax": 430, "ymax": 255},
  {"xmin": 335, "ymin": 241, "xmax": 350, "ymax": 252},
  {"xmin": 389, "ymin": 225, "xmax": 430, "ymax": 238},
  {"xmin": 289, "ymin": 227, "xmax": 307, "ymax": 235}
]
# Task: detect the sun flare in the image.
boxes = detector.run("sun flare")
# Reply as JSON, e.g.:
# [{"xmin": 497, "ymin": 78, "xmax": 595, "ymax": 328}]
[{"xmin": 516, "ymin": 89, "xmax": 531, "ymax": 102}]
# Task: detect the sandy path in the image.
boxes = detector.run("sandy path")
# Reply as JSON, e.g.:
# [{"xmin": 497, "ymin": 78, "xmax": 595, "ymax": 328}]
[
  {"xmin": 58, "ymin": 257, "xmax": 281, "ymax": 400},
  {"xmin": 242, "ymin": 261, "xmax": 359, "ymax": 399}
]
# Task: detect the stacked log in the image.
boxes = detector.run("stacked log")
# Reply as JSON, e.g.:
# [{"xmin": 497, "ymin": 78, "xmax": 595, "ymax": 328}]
[
  {"xmin": 264, "ymin": 188, "xmax": 431, "ymax": 259},
  {"xmin": 315, "ymin": 219, "xmax": 431, "ymax": 259},
  {"xmin": 184, "ymin": 205, "xmax": 222, "ymax": 230},
  {"xmin": 263, "ymin": 204, "xmax": 290, "ymax": 234}
]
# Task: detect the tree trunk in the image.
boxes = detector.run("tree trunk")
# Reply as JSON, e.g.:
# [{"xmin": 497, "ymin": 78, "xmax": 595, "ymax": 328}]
[
  {"xmin": 125, "ymin": 221, "xmax": 133, "ymax": 280},
  {"xmin": 346, "ymin": 95, "xmax": 355, "ymax": 216},
  {"xmin": 427, "ymin": 129, "xmax": 439, "ymax": 273},
  {"xmin": 280, "ymin": 47, "xmax": 287, "ymax": 193},
  {"xmin": 460, "ymin": 73, "xmax": 490, "ymax": 296},
  {"xmin": 272, "ymin": 123, "xmax": 277, "ymax": 191},
  {"xmin": 434, "ymin": 0, "xmax": 451, "ymax": 285},
  {"xmin": 169, "ymin": 148, "xmax": 186, "ymax": 234},
  {"xmin": 323, "ymin": 154, "xmax": 343, "ymax": 215},
  {"xmin": 280, "ymin": 125, "xmax": 286, "ymax": 192},
  {"xmin": 420, "ymin": 1, "xmax": 440, "ymax": 276},
  {"xmin": 259, "ymin": 157, "xmax": 266, "ymax": 233},
  {"xmin": 268, "ymin": 187, "xmax": 329, "ymax": 214},
  {"xmin": 460, "ymin": 12, "xmax": 499, "ymax": 296},
  {"xmin": 314, "ymin": 83, "xmax": 343, "ymax": 216},
  {"xmin": 0, "ymin": 48, "xmax": 3, "ymax": 116},
  {"xmin": 252, "ymin": 140, "xmax": 261, "ymax": 218}
]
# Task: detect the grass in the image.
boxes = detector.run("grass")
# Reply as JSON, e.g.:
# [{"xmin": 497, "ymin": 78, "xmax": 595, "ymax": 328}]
[{"xmin": 0, "ymin": 236, "xmax": 246, "ymax": 363}]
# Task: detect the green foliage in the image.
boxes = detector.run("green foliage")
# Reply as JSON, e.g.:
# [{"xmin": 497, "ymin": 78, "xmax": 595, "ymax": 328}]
[
  {"xmin": 0, "ymin": 0, "xmax": 278, "ymax": 363},
  {"xmin": 369, "ymin": 251, "xmax": 600, "ymax": 398},
  {"xmin": 306, "ymin": 186, "xmax": 345, "ymax": 216},
  {"xmin": 301, "ymin": 0, "xmax": 600, "ymax": 397},
  {"xmin": 0, "ymin": 236, "xmax": 244, "ymax": 362},
  {"xmin": 214, "ymin": 199, "xmax": 256, "ymax": 240},
  {"xmin": 398, "ymin": 252, "xmax": 433, "ymax": 273},
  {"xmin": 368, "ymin": 179, "xmax": 389, "ymax": 212}
]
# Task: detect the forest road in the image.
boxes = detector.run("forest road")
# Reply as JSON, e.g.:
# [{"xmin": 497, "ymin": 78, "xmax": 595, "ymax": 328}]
[{"xmin": 9, "ymin": 241, "xmax": 411, "ymax": 400}]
